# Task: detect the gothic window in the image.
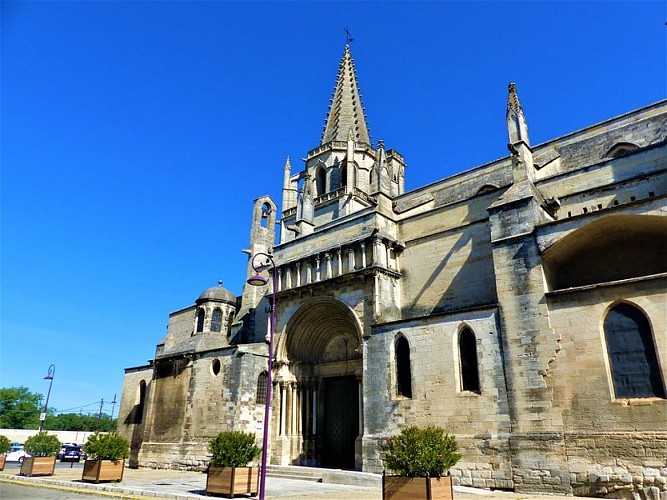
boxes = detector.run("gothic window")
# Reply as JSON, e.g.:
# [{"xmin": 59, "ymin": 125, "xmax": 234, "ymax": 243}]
[
  {"xmin": 340, "ymin": 164, "xmax": 347, "ymax": 188},
  {"xmin": 604, "ymin": 303, "xmax": 665, "ymax": 399},
  {"xmin": 256, "ymin": 372, "xmax": 268, "ymax": 404},
  {"xmin": 315, "ymin": 168, "xmax": 326, "ymax": 196},
  {"xmin": 459, "ymin": 327, "xmax": 481, "ymax": 393},
  {"xmin": 395, "ymin": 335, "xmax": 412, "ymax": 398},
  {"xmin": 211, "ymin": 308, "xmax": 222, "ymax": 333},
  {"xmin": 196, "ymin": 308, "xmax": 205, "ymax": 333}
]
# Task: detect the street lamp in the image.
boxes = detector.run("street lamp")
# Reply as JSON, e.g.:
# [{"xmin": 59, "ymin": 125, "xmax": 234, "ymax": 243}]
[
  {"xmin": 246, "ymin": 252, "xmax": 277, "ymax": 500},
  {"xmin": 39, "ymin": 364, "xmax": 55, "ymax": 432}
]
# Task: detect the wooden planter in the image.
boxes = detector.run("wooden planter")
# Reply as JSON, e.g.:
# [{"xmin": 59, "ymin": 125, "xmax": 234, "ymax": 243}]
[
  {"xmin": 206, "ymin": 466, "xmax": 259, "ymax": 497},
  {"xmin": 82, "ymin": 459, "xmax": 125, "ymax": 483},
  {"xmin": 0, "ymin": 455, "xmax": 5, "ymax": 471},
  {"xmin": 382, "ymin": 474, "xmax": 453, "ymax": 500},
  {"xmin": 19, "ymin": 456, "xmax": 56, "ymax": 477}
]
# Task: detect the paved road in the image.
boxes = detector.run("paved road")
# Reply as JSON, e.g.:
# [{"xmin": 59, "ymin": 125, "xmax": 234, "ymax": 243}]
[{"xmin": 0, "ymin": 482, "xmax": 109, "ymax": 499}]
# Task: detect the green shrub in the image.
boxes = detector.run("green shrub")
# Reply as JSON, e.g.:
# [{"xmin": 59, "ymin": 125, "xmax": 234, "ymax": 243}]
[
  {"xmin": 82, "ymin": 432, "xmax": 130, "ymax": 460},
  {"xmin": 24, "ymin": 432, "xmax": 61, "ymax": 457},
  {"xmin": 208, "ymin": 431, "xmax": 261, "ymax": 468},
  {"xmin": 0, "ymin": 435, "xmax": 12, "ymax": 454},
  {"xmin": 382, "ymin": 426, "xmax": 461, "ymax": 478}
]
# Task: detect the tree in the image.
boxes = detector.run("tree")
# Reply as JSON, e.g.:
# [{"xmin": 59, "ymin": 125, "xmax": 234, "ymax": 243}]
[{"xmin": 0, "ymin": 387, "xmax": 43, "ymax": 429}]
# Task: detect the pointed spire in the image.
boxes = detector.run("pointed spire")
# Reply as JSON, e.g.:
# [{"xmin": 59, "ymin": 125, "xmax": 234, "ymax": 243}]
[
  {"xmin": 321, "ymin": 45, "xmax": 371, "ymax": 145},
  {"xmin": 507, "ymin": 82, "xmax": 530, "ymax": 146}
]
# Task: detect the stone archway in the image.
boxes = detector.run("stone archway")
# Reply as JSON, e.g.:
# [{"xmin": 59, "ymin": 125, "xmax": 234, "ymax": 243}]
[{"xmin": 276, "ymin": 297, "xmax": 363, "ymax": 470}]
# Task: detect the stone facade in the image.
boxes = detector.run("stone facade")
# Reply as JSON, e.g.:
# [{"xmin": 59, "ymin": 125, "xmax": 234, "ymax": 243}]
[{"xmin": 118, "ymin": 45, "xmax": 667, "ymax": 498}]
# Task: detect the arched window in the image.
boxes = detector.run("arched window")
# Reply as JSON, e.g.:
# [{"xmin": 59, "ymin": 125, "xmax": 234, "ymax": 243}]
[
  {"xmin": 340, "ymin": 164, "xmax": 347, "ymax": 188},
  {"xmin": 395, "ymin": 335, "xmax": 412, "ymax": 398},
  {"xmin": 260, "ymin": 202, "xmax": 272, "ymax": 228},
  {"xmin": 256, "ymin": 372, "xmax": 268, "ymax": 404},
  {"xmin": 196, "ymin": 308, "xmax": 205, "ymax": 333},
  {"xmin": 459, "ymin": 327, "xmax": 481, "ymax": 393},
  {"xmin": 604, "ymin": 303, "xmax": 665, "ymax": 399},
  {"xmin": 315, "ymin": 168, "xmax": 326, "ymax": 196},
  {"xmin": 211, "ymin": 308, "xmax": 222, "ymax": 333}
]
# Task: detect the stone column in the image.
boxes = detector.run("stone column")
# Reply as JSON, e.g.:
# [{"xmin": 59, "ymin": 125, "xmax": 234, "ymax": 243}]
[
  {"xmin": 280, "ymin": 383, "xmax": 287, "ymax": 436},
  {"xmin": 312, "ymin": 388, "xmax": 317, "ymax": 435},
  {"xmin": 357, "ymin": 375, "xmax": 363, "ymax": 435},
  {"xmin": 348, "ymin": 247, "xmax": 355, "ymax": 272},
  {"xmin": 291, "ymin": 383, "xmax": 298, "ymax": 436},
  {"xmin": 325, "ymin": 253, "xmax": 332, "ymax": 279},
  {"xmin": 315, "ymin": 255, "xmax": 321, "ymax": 282},
  {"xmin": 296, "ymin": 261, "xmax": 302, "ymax": 287},
  {"xmin": 336, "ymin": 248, "xmax": 342, "ymax": 276}
]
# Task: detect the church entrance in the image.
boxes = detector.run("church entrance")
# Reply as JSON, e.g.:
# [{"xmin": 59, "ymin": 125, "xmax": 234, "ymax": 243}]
[
  {"xmin": 276, "ymin": 297, "xmax": 363, "ymax": 470},
  {"xmin": 322, "ymin": 375, "xmax": 358, "ymax": 469}
]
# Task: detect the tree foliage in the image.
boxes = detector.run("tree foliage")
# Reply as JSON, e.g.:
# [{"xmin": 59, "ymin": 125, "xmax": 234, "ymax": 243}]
[
  {"xmin": 45, "ymin": 413, "xmax": 116, "ymax": 432},
  {"xmin": 0, "ymin": 386, "xmax": 116, "ymax": 431},
  {"xmin": 24, "ymin": 432, "xmax": 62, "ymax": 457},
  {"xmin": 0, "ymin": 386, "xmax": 42, "ymax": 429},
  {"xmin": 0, "ymin": 435, "xmax": 12, "ymax": 454},
  {"xmin": 82, "ymin": 432, "xmax": 130, "ymax": 461},
  {"xmin": 208, "ymin": 431, "xmax": 261, "ymax": 467},
  {"xmin": 382, "ymin": 426, "xmax": 461, "ymax": 478}
]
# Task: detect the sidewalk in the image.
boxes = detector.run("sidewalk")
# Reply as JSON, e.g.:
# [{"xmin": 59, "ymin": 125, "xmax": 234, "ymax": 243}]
[{"xmin": 0, "ymin": 466, "xmax": 601, "ymax": 500}]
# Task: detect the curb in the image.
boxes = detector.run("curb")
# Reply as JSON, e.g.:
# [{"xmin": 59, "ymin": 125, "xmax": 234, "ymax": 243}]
[{"xmin": 0, "ymin": 474, "xmax": 205, "ymax": 499}]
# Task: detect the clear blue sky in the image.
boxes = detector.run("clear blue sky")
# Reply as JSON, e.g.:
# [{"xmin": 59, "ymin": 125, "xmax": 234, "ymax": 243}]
[{"xmin": 1, "ymin": 1, "xmax": 665, "ymax": 417}]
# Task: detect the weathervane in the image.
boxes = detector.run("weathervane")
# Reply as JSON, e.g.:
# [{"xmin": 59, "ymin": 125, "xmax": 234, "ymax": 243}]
[{"xmin": 345, "ymin": 27, "xmax": 354, "ymax": 45}]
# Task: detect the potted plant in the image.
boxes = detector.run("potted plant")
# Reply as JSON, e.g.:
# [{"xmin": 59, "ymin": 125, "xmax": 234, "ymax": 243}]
[
  {"xmin": 81, "ymin": 432, "xmax": 130, "ymax": 483},
  {"xmin": 206, "ymin": 430, "xmax": 261, "ymax": 497},
  {"xmin": 382, "ymin": 426, "xmax": 461, "ymax": 500},
  {"xmin": 20, "ymin": 432, "xmax": 61, "ymax": 477},
  {"xmin": 0, "ymin": 435, "xmax": 11, "ymax": 471}
]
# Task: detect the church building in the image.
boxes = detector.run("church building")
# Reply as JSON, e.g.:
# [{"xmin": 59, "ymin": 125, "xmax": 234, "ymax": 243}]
[{"xmin": 118, "ymin": 44, "xmax": 667, "ymax": 498}]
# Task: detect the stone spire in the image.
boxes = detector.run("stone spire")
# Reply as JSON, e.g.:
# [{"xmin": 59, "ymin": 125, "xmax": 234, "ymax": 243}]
[
  {"xmin": 321, "ymin": 45, "xmax": 371, "ymax": 145},
  {"xmin": 507, "ymin": 82, "xmax": 530, "ymax": 146}
]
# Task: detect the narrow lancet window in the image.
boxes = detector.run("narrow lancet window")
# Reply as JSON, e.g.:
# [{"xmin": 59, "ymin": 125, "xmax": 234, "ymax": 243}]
[
  {"xmin": 459, "ymin": 327, "xmax": 481, "ymax": 393},
  {"xmin": 604, "ymin": 303, "xmax": 665, "ymax": 399},
  {"xmin": 196, "ymin": 308, "xmax": 205, "ymax": 333},
  {"xmin": 211, "ymin": 308, "xmax": 222, "ymax": 333},
  {"xmin": 395, "ymin": 335, "xmax": 412, "ymax": 398},
  {"xmin": 256, "ymin": 372, "xmax": 268, "ymax": 404}
]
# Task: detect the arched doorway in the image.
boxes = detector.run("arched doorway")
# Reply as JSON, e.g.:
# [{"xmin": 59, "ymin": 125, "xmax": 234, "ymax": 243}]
[{"xmin": 276, "ymin": 297, "xmax": 363, "ymax": 470}]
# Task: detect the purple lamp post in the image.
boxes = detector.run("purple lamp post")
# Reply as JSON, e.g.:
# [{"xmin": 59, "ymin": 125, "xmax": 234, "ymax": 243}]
[
  {"xmin": 246, "ymin": 252, "xmax": 277, "ymax": 500},
  {"xmin": 39, "ymin": 364, "xmax": 55, "ymax": 432}
]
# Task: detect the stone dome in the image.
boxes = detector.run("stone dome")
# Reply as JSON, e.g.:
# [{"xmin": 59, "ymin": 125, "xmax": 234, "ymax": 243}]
[{"xmin": 196, "ymin": 281, "xmax": 236, "ymax": 305}]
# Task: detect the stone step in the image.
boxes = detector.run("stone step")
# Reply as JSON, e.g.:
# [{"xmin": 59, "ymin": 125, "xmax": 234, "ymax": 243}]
[{"xmin": 265, "ymin": 465, "xmax": 381, "ymax": 488}]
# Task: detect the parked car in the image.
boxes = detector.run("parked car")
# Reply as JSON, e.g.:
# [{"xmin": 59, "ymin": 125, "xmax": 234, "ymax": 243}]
[
  {"xmin": 59, "ymin": 445, "xmax": 83, "ymax": 462},
  {"xmin": 6, "ymin": 443, "xmax": 30, "ymax": 463}
]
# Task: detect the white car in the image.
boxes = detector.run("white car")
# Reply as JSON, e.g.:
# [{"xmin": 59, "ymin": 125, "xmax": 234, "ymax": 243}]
[{"xmin": 6, "ymin": 444, "xmax": 30, "ymax": 463}]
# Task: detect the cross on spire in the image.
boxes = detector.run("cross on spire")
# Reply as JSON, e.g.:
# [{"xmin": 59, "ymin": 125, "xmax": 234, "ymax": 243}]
[{"xmin": 344, "ymin": 27, "xmax": 354, "ymax": 45}]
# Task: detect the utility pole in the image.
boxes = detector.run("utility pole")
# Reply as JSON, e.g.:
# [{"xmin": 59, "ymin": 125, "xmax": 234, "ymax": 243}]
[
  {"xmin": 110, "ymin": 394, "xmax": 117, "ymax": 430},
  {"xmin": 97, "ymin": 398, "xmax": 104, "ymax": 431}
]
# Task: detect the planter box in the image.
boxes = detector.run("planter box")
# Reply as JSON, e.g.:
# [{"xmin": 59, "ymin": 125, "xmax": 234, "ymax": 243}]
[
  {"xmin": 82, "ymin": 459, "xmax": 125, "ymax": 483},
  {"xmin": 19, "ymin": 456, "xmax": 56, "ymax": 477},
  {"xmin": 382, "ymin": 474, "xmax": 453, "ymax": 500},
  {"xmin": 206, "ymin": 466, "xmax": 259, "ymax": 497},
  {"xmin": 0, "ymin": 455, "xmax": 5, "ymax": 471}
]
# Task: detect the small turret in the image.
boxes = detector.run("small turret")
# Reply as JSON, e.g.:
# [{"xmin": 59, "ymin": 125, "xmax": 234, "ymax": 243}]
[
  {"xmin": 506, "ymin": 82, "xmax": 535, "ymax": 183},
  {"xmin": 281, "ymin": 157, "xmax": 297, "ymax": 212}
]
